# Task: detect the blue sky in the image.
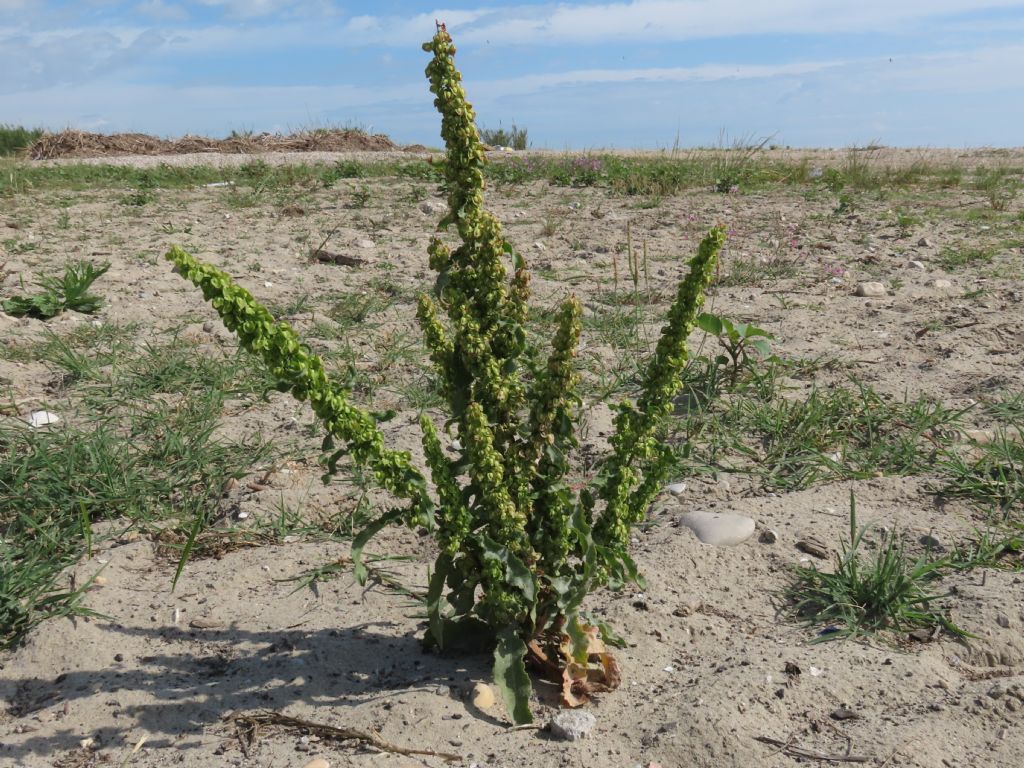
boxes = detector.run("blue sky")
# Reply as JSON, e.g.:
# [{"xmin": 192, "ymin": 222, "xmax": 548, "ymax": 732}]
[{"xmin": 2, "ymin": 1, "xmax": 1023, "ymax": 148}]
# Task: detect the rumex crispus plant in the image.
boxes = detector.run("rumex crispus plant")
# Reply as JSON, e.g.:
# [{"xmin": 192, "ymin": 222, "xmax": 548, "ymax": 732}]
[{"xmin": 166, "ymin": 23, "xmax": 724, "ymax": 724}]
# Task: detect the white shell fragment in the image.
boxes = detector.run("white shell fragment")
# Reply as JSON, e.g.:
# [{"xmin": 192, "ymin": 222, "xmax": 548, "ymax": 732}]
[{"xmin": 27, "ymin": 410, "xmax": 60, "ymax": 428}]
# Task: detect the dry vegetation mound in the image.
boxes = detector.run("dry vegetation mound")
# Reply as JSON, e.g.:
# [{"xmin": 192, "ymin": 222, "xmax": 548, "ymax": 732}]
[{"xmin": 27, "ymin": 128, "xmax": 396, "ymax": 159}]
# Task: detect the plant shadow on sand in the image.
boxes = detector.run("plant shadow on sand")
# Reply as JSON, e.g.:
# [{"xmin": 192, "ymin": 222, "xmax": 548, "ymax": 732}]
[{"xmin": 2, "ymin": 619, "xmax": 506, "ymax": 761}]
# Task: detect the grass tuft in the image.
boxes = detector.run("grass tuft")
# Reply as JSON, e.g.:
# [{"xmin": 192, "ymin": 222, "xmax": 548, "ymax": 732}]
[{"xmin": 785, "ymin": 492, "xmax": 968, "ymax": 642}]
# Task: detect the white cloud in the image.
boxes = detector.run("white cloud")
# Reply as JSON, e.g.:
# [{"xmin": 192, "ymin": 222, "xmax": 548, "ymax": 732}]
[
  {"xmin": 0, "ymin": 27, "xmax": 167, "ymax": 92},
  {"xmin": 196, "ymin": 0, "xmax": 338, "ymax": 20},
  {"xmin": 345, "ymin": 1, "xmax": 1024, "ymax": 46},
  {"xmin": 135, "ymin": 0, "xmax": 189, "ymax": 21}
]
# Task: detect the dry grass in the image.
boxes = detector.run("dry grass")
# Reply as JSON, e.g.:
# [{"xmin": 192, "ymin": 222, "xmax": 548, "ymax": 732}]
[{"xmin": 28, "ymin": 128, "xmax": 396, "ymax": 160}]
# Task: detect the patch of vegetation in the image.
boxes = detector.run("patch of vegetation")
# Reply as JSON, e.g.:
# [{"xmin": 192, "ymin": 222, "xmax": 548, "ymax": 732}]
[
  {"xmin": 479, "ymin": 123, "xmax": 528, "ymax": 150},
  {"xmin": 785, "ymin": 493, "xmax": 967, "ymax": 642},
  {"xmin": 2, "ymin": 261, "xmax": 109, "ymax": 319},
  {"xmin": 0, "ymin": 124, "xmax": 43, "ymax": 156},
  {"xmin": 0, "ymin": 339, "xmax": 277, "ymax": 649},
  {"xmin": 936, "ymin": 245, "xmax": 995, "ymax": 270}
]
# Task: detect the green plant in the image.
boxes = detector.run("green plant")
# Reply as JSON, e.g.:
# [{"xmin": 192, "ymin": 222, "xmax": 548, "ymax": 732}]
[
  {"xmin": 938, "ymin": 429, "xmax": 1023, "ymax": 517},
  {"xmin": 937, "ymin": 244, "xmax": 995, "ymax": 270},
  {"xmin": 0, "ymin": 124, "xmax": 44, "ymax": 156},
  {"xmin": 785, "ymin": 492, "xmax": 967, "ymax": 642},
  {"xmin": 2, "ymin": 260, "xmax": 109, "ymax": 319},
  {"xmin": 350, "ymin": 184, "xmax": 372, "ymax": 208},
  {"xmin": 121, "ymin": 171, "xmax": 157, "ymax": 206},
  {"xmin": 164, "ymin": 23, "xmax": 724, "ymax": 725},
  {"xmin": 974, "ymin": 166, "xmax": 1019, "ymax": 211},
  {"xmin": 479, "ymin": 123, "xmax": 528, "ymax": 150},
  {"xmin": 695, "ymin": 312, "xmax": 775, "ymax": 385}
]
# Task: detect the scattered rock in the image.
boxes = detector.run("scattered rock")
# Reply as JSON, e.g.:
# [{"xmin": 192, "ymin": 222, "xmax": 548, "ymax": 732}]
[
  {"xmin": 419, "ymin": 200, "xmax": 447, "ymax": 215},
  {"xmin": 356, "ymin": 239, "xmax": 375, "ymax": 249},
  {"xmin": 549, "ymin": 710, "xmax": 597, "ymax": 741},
  {"xmin": 830, "ymin": 706, "xmax": 861, "ymax": 721},
  {"xmin": 302, "ymin": 759, "xmax": 330, "ymax": 768},
  {"xmin": 533, "ymin": 242, "xmax": 547, "ymax": 251},
  {"xmin": 919, "ymin": 534, "xmax": 944, "ymax": 551},
  {"xmin": 189, "ymin": 617, "xmax": 226, "ymax": 630},
  {"xmin": 997, "ymin": 614, "xmax": 1011, "ymax": 629},
  {"xmin": 758, "ymin": 528, "xmax": 779, "ymax": 544},
  {"xmin": 672, "ymin": 597, "xmax": 703, "ymax": 617},
  {"xmin": 471, "ymin": 682, "xmax": 496, "ymax": 710},
  {"xmin": 664, "ymin": 482, "xmax": 687, "ymax": 495},
  {"xmin": 27, "ymin": 410, "xmax": 60, "ymax": 428},
  {"xmin": 855, "ymin": 282, "xmax": 886, "ymax": 297},
  {"xmin": 677, "ymin": 511, "xmax": 755, "ymax": 546},
  {"xmin": 917, "ymin": 237, "xmax": 933, "ymax": 248},
  {"xmin": 926, "ymin": 278, "xmax": 953, "ymax": 290},
  {"xmin": 907, "ymin": 260, "xmax": 926, "ymax": 269},
  {"xmin": 796, "ymin": 536, "xmax": 829, "ymax": 559}
]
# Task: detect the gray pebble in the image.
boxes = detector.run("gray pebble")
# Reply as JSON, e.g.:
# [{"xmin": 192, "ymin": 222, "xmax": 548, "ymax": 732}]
[
  {"xmin": 855, "ymin": 282, "xmax": 886, "ymax": 298},
  {"xmin": 549, "ymin": 710, "xmax": 597, "ymax": 741}
]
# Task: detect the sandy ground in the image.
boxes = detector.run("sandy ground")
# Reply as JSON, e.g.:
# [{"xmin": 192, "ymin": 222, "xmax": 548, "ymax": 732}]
[{"xmin": 1, "ymin": 149, "xmax": 1023, "ymax": 768}]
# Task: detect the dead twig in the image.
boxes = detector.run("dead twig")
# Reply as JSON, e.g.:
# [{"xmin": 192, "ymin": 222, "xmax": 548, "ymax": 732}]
[
  {"xmin": 755, "ymin": 735, "xmax": 871, "ymax": 763},
  {"xmin": 233, "ymin": 710, "xmax": 461, "ymax": 763},
  {"xmin": 313, "ymin": 249, "xmax": 365, "ymax": 267}
]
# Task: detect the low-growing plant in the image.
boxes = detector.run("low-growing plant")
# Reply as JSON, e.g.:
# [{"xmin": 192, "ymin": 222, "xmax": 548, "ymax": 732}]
[
  {"xmin": 696, "ymin": 312, "xmax": 775, "ymax": 385},
  {"xmin": 165, "ymin": 23, "xmax": 724, "ymax": 724},
  {"xmin": 785, "ymin": 492, "xmax": 967, "ymax": 642},
  {"xmin": 0, "ymin": 124, "xmax": 44, "ymax": 156},
  {"xmin": 974, "ymin": 166, "xmax": 1019, "ymax": 211},
  {"xmin": 479, "ymin": 123, "xmax": 529, "ymax": 150},
  {"xmin": 938, "ymin": 429, "xmax": 1023, "ymax": 517},
  {"xmin": 2, "ymin": 260, "xmax": 109, "ymax": 319}
]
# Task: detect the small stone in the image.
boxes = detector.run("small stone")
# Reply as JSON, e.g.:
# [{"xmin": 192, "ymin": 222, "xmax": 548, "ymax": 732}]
[
  {"xmin": 92, "ymin": 576, "xmax": 108, "ymax": 587},
  {"xmin": 758, "ymin": 528, "xmax": 778, "ymax": 544},
  {"xmin": 114, "ymin": 653, "xmax": 124, "ymax": 662},
  {"xmin": 27, "ymin": 410, "xmax": 60, "ymax": 428},
  {"xmin": 796, "ymin": 536, "xmax": 829, "ymax": 559},
  {"xmin": 471, "ymin": 682, "xmax": 496, "ymax": 710},
  {"xmin": 907, "ymin": 260, "xmax": 926, "ymax": 269},
  {"xmin": 988, "ymin": 682, "xmax": 1006, "ymax": 699},
  {"xmin": 677, "ymin": 511, "xmax": 755, "ymax": 546},
  {"xmin": 672, "ymin": 597, "xmax": 702, "ymax": 617},
  {"xmin": 302, "ymin": 759, "xmax": 330, "ymax": 768},
  {"xmin": 549, "ymin": 710, "xmax": 597, "ymax": 741},
  {"xmin": 664, "ymin": 482, "xmax": 687, "ymax": 495},
  {"xmin": 830, "ymin": 706, "xmax": 860, "ymax": 721},
  {"xmin": 917, "ymin": 237, "xmax": 933, "ymax": 247},
  {"xmin": 356, "ymin": 239, "xmax": 375, "ymax": 249},
  {"xmin": 419, "ymin": 200, "xmax": 446, "ymax": 215},
  {"xmin": 926, "ymin": 278, "xmax": 953, "ymax": 290},
  {"xmin": 996, "ymin": 614, "xmax": 1011, "ymax": 629},
  {"xmin": 855, "ymin": 282, "xmax": 886, "ymax": 297},
  {"xmin": 919, "ymin": 534, "xmax": 944, "ymax": 551},
  {"xmin": 533, "ymin": 242, "xmax": 546, "ymax": 251},
  {"xmin": 189, "ymin": 617, "xmax": 225, "ymax": 629},
  {"xmin": 202, "ymin": 321, "xmax": 215, "ymax": 333}
]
